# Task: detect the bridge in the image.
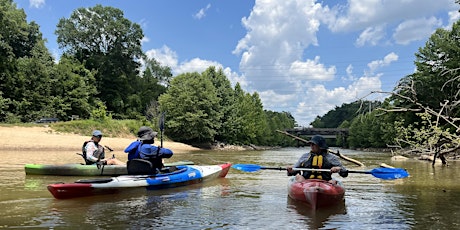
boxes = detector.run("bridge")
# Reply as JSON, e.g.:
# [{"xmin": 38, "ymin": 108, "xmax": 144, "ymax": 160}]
[{"xmin": 284, "ymin": 128, "xmax": 349, "ymax": 147}]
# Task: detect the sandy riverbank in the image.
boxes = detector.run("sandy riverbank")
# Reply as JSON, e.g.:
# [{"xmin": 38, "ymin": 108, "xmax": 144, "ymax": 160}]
[{"xmin": 0, "ymin": 125, "xmax": 200, "ymax": 153}]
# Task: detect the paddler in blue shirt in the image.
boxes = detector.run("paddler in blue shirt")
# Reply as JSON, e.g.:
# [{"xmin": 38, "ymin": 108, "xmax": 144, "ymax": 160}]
[
  {"xmin": 287, "ymin": 135, "xmax": 348, "ymax": 183},
  {"xmin": 124, "ymin": 126, "xmax": 173, "ymax": 173}
]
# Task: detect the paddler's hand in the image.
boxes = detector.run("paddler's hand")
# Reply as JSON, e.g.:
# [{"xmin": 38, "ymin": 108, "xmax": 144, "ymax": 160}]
[
  {"xmin": 330, "ymin": 166, "xmax": 342, "ymax": 173},
  {"xmin": 339, "ymin": 169, "xmax": 348, "ymax": 178},
  {"xmin": 286, "ymin": 166, "xmax": 295, "ymax": 176}
]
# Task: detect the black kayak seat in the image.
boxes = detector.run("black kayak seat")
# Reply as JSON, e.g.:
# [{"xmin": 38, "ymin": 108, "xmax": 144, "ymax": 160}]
[
  {"xmin": 127, "ymin": 159, "xmax": 179, "ymax": 175},
  {"xmin": 127, "ymin": 159, "xmax": 157, "ymax": 175}
]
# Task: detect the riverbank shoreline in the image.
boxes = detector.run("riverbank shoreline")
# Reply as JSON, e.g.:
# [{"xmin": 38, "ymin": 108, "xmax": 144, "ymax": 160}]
[{"xmin": 0, "ymin": 125, "xmax": 201, "ymax": 153}]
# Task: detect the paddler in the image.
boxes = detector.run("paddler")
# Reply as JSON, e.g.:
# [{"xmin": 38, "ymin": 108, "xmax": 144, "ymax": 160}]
[{"xmin": 287, "ymin": 135, "xmax": 348, "ymax": 183}]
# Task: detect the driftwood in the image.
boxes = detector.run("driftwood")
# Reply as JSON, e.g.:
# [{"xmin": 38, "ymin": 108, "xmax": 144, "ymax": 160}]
[{"xmin": 276, "ymin": 130, "xmax": 365, "ymax": 167}]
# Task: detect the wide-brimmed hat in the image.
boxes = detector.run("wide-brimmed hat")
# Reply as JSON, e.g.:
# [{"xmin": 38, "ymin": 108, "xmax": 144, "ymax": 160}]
[
  {"xmin": 92, "ymin": 130, "xmax": 103, "ymax": 137},
  {"xmin": 307, "ymin": 135, "xmax": 328, "ymax": 149},
  {"xmin": 137, "ymin": 126, "xmax": 158, "ymax": 141}
]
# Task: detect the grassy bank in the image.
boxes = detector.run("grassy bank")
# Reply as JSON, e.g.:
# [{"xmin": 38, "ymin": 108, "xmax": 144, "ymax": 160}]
[
  {"xmin": 2, "ymin": 119, "xmax": 157, "ymax": 139},
  {"xmin": 51, "ymin": 119, "xmax": 145, "ymax": 138}
]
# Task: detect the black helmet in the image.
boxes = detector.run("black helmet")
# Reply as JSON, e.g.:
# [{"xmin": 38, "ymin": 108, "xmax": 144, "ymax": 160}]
[
  {"xmin": 307, "ymin": 135, "xmax": 328, "ymax": 149},
  {"xmin": 137, "ymin": 126, "xmax": 158, "ymax": 141}
]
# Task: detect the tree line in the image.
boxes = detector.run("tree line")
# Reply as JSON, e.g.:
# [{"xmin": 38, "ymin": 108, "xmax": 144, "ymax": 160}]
[
  {"xmin": 3, "ymin": 0, "xmax": 459, "ymax": 152},
  {"xmin": 0, "ymin": 1, "xmax": 295, "ymax": 147}
]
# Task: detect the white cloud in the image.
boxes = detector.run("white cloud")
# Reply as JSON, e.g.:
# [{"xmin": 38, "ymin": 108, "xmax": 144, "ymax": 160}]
[
  {"xmin": 233, "ymin": 0, "xmax": 326, "ymax": 92},
  {"xmin": 194, "ymin": 4, "xmax": 211, "ymax": 19},
  {"xmin": 145, "ymin": 46, "xmax": 245, "ymax": 88},
  {"xmin": 367, "ymin": 52, "xmax": 399, "ymax": 74},
  {"xmin": 29, "ymin": 0, "xmax": 45, "ymax": 8},
  {"xmin": 393, "ymin": 17, "xmax": 442, "ymax": 45},
  {"xmin": 356, "ymin": 25, "xmax": 386, "ymax": 47},
  {"xmin": 327, "ymin": 0, "xmax": 456, "ymax": 32},
  {"xmin": 447, "ymin": 10, "xmax": 460, "ymax": 28},
  {"xmin": 141, "ymin": 37, "xmax": 150, "ymax": 44},
  {"xmin": 291, "ymin": 75, "xmax": 382, "ymax": 126},
  {"xmin": 175, "ymin": 58, "xmax": 222, "ymax": 74},
  {"xmin": 289, "ymin": 56, "xmax": 336, "ymax": 81},
  {"xmin": 145, "ymin": 45, "xmax": 179, "ymax": 70}
]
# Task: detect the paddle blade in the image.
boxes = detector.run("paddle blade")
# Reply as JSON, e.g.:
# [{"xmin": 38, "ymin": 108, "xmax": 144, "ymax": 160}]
[
  {"xmin": 231, "ymin": 164, "xmax": 262, "ymax": 172},
  {"xmin": 370, "ymin": 168, "xmax": 409, "ymax": 180}
]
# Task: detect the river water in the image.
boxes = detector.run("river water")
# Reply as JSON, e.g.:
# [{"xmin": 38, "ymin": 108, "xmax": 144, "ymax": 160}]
[{"xmin": 1, "ymin": 148, "xmax": 459, "ymax": 229}]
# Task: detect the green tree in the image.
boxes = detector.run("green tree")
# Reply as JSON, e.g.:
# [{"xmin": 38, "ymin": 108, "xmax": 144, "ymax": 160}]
[
  {"xmin": 9, "ymin": 33, "xmax": 55, "ymax": 122},
  {"xmin": 0, "ymin": 0, "xmax": 52, "ymax": 122},
  {"xmin": 55, "ymin": 5, "xmax": 144, "ymax": 117},
  {"xmin": 129, "ymin": 58, "xmax": 171, "ymax": 118},
  {"xmin": 232, "ymin": 84, "xmax": 269, "ymax": 145},
  {"xmin": 265, "ymin": 110, "xmax": 296, "ymax": 146},
  {"xmin": 0, "ymin": 0, "xmax": 39, "ymax": 73},
  {"xmin": 159, "ymin": 72, "xmax": 221, "ymax": 143},
  {"xmin": 51, "ymin": 55, "xmax": 98, "ymax": 119},
  {"xmin": 202, "ymin": 67, "xmax": 236, "ymax": 143}
]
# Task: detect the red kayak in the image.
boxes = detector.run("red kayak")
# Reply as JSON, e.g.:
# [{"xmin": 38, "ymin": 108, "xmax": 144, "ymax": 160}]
[{"xmin": 287, "ymin": 177, "xmax": 345, "ymax": 210}]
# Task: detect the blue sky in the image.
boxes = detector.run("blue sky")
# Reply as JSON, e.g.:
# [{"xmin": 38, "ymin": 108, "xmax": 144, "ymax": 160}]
[{"xmin": 15, "ymin": 0, "xmax": 460, "ymax": 126}]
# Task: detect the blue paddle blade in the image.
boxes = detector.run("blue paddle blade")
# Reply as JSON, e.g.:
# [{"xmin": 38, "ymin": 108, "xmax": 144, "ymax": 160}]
[
  {"xmin": 370, "ymin": 168, "xmax": 409, "ymax": 180},
  {"xmin": 231, "ymin": 164, "xmax": 262, "ymax": 172}
]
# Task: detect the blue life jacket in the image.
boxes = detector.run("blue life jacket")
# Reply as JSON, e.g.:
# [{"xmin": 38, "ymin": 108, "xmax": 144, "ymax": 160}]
[
  {"xmin": 124, "ymin": 141, "xmax": 142, "ymax": 160},
  {"xmin": 124, "ymin": 141, "xmax": 173, "ymax": 160}
]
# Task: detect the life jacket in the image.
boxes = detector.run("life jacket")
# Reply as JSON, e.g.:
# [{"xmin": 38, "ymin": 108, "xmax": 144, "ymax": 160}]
[
  {"xmin": 299, "ymin": 152, "xmax": 333, "ymax": 180},
  {"xmin": 124, "ymin": 141, "xmax": 143, "ymax": 160},
  {"xmin": 81, "ymin": 140, "xmax": 105, "ymax": 165}
]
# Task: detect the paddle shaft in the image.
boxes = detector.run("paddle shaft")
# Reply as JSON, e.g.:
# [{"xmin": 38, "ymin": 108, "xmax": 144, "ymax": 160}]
[
  {"xmin": 232, "ymin": 164, "xmax": 408, "ymax": 179},
  {"xmin": 295, "ymin": 168, "xmax": 372, "ymax": 174},
  {"xmin": 262, "ymin": 166, "xmax": 370, "ymax": 174},
  {"xmin": 260, "ymin": 167, "xmax": 335, "ymax": 172},
  {"xmin": 159, "ymin": 112, "xmax": 165, "ymax": 148}
]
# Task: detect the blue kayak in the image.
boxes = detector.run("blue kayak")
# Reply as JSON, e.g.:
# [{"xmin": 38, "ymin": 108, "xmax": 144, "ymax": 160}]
[{"xmin": 47, "ymin": 163, "xmax": 232, "ymax": 199}]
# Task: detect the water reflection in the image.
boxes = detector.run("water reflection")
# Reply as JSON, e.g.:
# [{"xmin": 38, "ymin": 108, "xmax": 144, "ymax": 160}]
[{"xmin": 287, "ymin": 196, "xmax": 346, "ymax": 229}]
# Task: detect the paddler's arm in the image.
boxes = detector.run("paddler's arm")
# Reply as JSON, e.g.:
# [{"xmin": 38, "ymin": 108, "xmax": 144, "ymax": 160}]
[{"xmin": 287, "ymin": 152, "xmax": 310, "ymax": 176}]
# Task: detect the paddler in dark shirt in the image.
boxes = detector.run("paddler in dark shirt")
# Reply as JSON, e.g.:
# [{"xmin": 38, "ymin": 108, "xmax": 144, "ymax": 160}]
[{"xmin": 287, "ymin": 135, "xmax": 348, "ymax": 183}]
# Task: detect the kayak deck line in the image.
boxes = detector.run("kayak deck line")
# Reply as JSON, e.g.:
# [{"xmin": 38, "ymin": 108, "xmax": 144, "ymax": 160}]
[{"xmin": 24, "ymin": 160, "xmax": 195, "ymax": 176}]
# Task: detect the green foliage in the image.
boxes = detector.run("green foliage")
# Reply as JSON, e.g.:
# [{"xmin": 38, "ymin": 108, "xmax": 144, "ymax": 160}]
[
  {"xmin": 51, "ymin": 55, "xmax": 98, "ymax": 119},
  {"xmin": 159, "ymin": 71, "xmax": 221, "ymax": 143},
  {"xmin": 347, "ymin": 110, "xmax": 388, "ymax": 148},
  {"xmin": 265, "ymin": 110, "xmax": 297, "ymax": 146},
  {"xmin": 90, "ymin": 101, "xmax": 112, "ymax": 122},
  {"xmin": 0, "ymin": 0, "xmax": 36, "ymax": 71},
  {"xmin": 393, "ymin": 112, "xmax": 460, "ymax": 152}
]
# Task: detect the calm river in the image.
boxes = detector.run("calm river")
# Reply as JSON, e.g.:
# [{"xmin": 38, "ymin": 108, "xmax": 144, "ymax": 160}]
[{"xmin": 1, "ymin": 148, "xmax": 459, "ymax": 229}]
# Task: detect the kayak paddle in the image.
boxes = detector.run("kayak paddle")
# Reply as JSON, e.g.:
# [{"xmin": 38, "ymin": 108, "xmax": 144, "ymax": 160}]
[
  {"xmin": 231, "ymin": 164, "xmax": 409, "ymax": 180},
  {"xmin": 159, "ymin": 112, "xmax": 165, "ymax": 148}
]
